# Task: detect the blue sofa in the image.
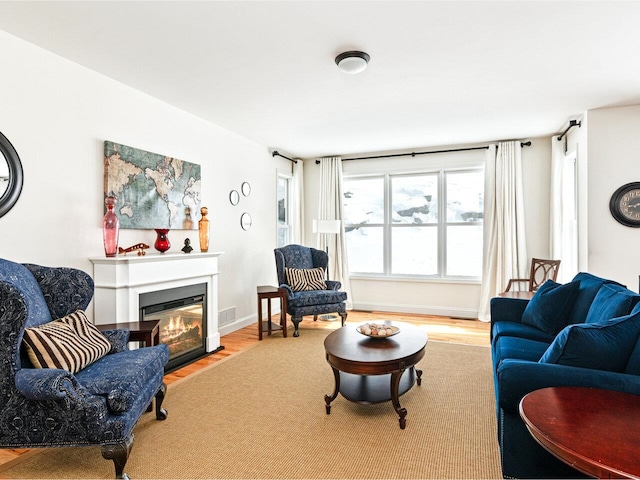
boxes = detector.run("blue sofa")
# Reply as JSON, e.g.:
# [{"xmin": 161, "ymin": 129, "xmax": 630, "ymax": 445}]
[
  {"xmin": 491, "ymin": 272, "xmax": 640, "ymax": 478},
  {"xmin": 0, "ymin": 259, "xmax": 170, "ymax": 479}
]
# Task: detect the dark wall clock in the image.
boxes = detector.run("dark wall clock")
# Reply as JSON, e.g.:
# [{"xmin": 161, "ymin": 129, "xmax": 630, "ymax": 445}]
[{"xmin": 610, "ymin": 182, "xmax": 640, "ymax": 227}]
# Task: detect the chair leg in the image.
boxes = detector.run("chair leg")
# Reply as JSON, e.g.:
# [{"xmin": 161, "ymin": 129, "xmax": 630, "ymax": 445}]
[
  {"xmin": 291, "ymin": 316, "xmax": 302, "ymax": 337},
  {"xmin": 155, "ymin": 382, "xmax": 168, "ymax": 420},
  {"xmin": 339, "ymin": 312, "xmax": 347, "ymax": 327},
  {"xmin": 313, "ymin": 314, "xmax": 318, "ymax": 321},
  {"xmin": 101, "ymin": 434, "xmax": 134, "ymax": 480}
]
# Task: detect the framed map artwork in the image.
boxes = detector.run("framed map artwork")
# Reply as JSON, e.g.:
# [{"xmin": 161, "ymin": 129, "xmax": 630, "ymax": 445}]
[{"xmin": 104, "ymin": 141, "xmax": 201, "ymax": 230}]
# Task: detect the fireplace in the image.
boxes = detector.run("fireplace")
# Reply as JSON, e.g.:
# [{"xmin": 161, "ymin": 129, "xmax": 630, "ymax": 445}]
[
  {"xmin": 139, "ymin": 283, "xmax": 207, "ymax": 372},
  {"xmin": 90, "ymin": 252, "xmax": 222, "ymax": 365}
]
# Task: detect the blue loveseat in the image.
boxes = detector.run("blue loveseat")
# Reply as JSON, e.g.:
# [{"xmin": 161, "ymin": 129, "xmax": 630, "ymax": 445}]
[
  {"xmin": 0, "ymin": 259, "xmax": 169, "ymax": 479},
  {"xmin": 491, "ymin": 272, "xmax": 640, "ymax": 479}
]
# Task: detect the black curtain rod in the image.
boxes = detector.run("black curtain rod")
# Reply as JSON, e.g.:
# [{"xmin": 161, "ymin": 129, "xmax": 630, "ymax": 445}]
[
  {"xmin": 315, "ymin": 141, "xmax": 531, "ymax": 164},
  {"xmin": 557, "ymin": 120, "xmax": 581, "ymax": 141},
  {"xmin": 272, "ymin": 151, "xmax": 297, "ymax": 164}
]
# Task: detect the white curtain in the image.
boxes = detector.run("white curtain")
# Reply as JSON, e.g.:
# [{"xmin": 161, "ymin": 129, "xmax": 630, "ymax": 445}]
[
  {"xmin": 550, "ymin": 135, "xmax": 564, "ymax": 269},
  {"xmin": 317, "ymin": 156, "xmax": 352, "ymax": 308},
  {"xmin": 550, "ymin": 136, "xmax": 578, "ymax": 282},
  {"xmin": 477, "ymin": 142, "xmax": 528, "ymax": 321},
  {"xmin": 290, "ymin": 159, "xmax": 304, "ymax": 245}
]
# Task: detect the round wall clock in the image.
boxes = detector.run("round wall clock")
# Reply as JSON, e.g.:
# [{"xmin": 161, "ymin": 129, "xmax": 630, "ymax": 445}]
[{"xmin": 610, "ymin": 182, "xmax": 640, "ymax": 227}]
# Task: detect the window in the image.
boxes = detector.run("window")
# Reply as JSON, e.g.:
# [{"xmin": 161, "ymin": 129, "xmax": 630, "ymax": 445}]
[
  {"xmin": 277, "ymin": 174, "xmax": 291, "ymax": 247},
  {"xmin": 343, "ymin": 168, "xmax": 484, "ymax": 279},
  {"xmin": 559, "ymin": 149, "xmax": 578, "ymax": 282}
]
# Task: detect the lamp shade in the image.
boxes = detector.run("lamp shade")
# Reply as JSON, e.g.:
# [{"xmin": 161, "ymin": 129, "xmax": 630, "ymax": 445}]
[
  {"xmin": 313, "ymin": 219, "xmax": 341, "ymax": 234},
  {"xmin": 335, "ymin": 51, "xmax": 370, "ymax": 74}
]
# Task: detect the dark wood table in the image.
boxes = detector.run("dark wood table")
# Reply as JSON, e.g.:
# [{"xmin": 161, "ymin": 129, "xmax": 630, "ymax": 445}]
[
  {"xmin": 324, "ymin": 321, "xmax": 427, "ymax": 429},
  {"xmin": 97, "ymin": 319, "xmax": 160, "ymax": 347},
  {"xmin": 519, "ymin": 386, "xmax": 640, "ymax": 479},
  {"xmin": 256, "ymin": 285, "xmax": 287, "ymax": 340}
]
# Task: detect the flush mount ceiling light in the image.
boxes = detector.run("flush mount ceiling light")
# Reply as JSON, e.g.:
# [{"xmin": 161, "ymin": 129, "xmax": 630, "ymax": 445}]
[{"xmin": 335, "ymin": 51, "xmax": 370, "ymax": 74}]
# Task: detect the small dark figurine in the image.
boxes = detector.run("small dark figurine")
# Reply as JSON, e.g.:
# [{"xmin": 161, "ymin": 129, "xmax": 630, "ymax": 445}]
[{"xmin": 181, "ymin": 238, "xmax": 193, "ymax": 254}]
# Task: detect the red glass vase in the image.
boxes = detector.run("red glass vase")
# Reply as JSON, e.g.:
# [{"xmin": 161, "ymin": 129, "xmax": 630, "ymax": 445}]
[
  {"xmin": 154, "ymin": 229, "xmax": 171, "ymax": 253},
  {"xmin": 102, "ymin": 196, "xmax": 119, "ymax": 257}
]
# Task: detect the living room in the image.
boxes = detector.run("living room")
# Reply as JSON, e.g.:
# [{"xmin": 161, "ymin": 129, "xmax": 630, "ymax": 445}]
[{"xmin": 1, "ymin": 1, "xmax": 640, "ymax": 478}]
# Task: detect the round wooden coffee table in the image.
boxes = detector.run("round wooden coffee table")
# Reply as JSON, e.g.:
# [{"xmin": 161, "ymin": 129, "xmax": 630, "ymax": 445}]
[{"xmin": 323, "ymin": 321, "xmax": 427, "ymax": 429}]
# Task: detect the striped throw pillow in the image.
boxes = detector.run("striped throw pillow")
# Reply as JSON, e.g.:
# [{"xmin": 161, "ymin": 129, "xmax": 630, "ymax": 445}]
[
  {"xmin": 23, "ymin": 310, "xmax": 112, "ymax": 373},
  {"xmin": 286, "ymin": 267, "xmax": 327, "ymax": 292}
]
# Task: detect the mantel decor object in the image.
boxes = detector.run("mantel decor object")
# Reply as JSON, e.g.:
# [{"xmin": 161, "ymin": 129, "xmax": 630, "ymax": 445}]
[
  {"xmin": 199, "ymin": 207, "xmax": 210, "ymax": 252},
  {"xmin": 182, "ymin": 238, "xmax": 193, "ymax": 254},
  {"xmin": 118, "ymin": 243, "xmax": 149, "ymax": 256},
  {"xmin": 154, "ymin": 229, "xmax": 171, "ymax": 253},
  {"xmin": 102, "ymin": 196, "xmax": 119, "ymax": 257}
]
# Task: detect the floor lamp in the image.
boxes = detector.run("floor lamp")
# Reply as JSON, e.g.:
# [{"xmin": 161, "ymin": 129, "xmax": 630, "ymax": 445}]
[{"xmin": 313, "ymin": 219, "xmax": 341, "ymax": 321}]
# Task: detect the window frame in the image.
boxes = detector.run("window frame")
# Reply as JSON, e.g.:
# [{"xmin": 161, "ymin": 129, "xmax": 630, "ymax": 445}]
[
  {"xmin": 343, "ymin": 166, "xmax": 484, "ymax": 282},
  {"xmin": 276, "ymin": 172, "xmax": 292, "ymax": 248}
]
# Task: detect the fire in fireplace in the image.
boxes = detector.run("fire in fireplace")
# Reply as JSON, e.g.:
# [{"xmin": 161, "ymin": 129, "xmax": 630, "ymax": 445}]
[{"xmin": 139, "ymin": 283, "xmax": 207, "ymax": 372}]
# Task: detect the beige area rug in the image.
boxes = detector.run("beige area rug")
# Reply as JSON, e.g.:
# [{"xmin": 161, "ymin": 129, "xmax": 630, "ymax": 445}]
[{"xmin": 3, "ymin": 328, "xmax": 501, "ymax": 479}]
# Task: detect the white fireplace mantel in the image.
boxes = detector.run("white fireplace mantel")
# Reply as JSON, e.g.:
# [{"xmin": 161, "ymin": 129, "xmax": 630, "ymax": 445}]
[{"xmin": 90, "ymin": 252, "xmax": 223, "ymax": 352}]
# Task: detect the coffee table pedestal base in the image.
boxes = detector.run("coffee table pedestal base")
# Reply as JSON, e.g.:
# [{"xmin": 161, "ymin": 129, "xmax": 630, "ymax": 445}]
[{"xmin": 324, "ymin": 367, "xmax": 423, "ymax": 429}]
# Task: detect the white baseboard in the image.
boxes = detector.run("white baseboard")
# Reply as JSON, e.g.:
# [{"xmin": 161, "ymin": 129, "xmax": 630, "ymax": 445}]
[
  {"xmin": 218, "ymin": 314, "xmax": 256, "ymax": 337},
  {"xmin": 351, "ymin": 302, "xmax": 478, "ymax": 319}
]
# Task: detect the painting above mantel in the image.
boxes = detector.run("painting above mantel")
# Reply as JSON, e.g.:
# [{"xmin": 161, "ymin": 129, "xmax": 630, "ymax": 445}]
[{"xmin": 104, "ymin": 140, "xmax": 202, "ymax": 230}]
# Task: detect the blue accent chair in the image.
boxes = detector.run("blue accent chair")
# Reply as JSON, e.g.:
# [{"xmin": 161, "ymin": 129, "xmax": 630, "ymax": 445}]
[
  {"xmin": 0, "ymin": 259, "xmax": 169, "ymax": 479},
  {"xmin": 274, "ymin": 244, "xmax": 347, "ymax": 337}
]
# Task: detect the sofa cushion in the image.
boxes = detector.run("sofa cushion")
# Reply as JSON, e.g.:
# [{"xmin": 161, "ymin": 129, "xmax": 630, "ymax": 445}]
[
  {"xmin": 491, "ymin": 321, "xmax": 555, "ymax": 345},
  {"xmin": 585, "ymin": 283, "xmax": 640, "ymax": 324},
  {"xmin": 521, "ymin": 280, "xmax": 580, "ymax": 335},
  {"xmin": 22, "ymin": 310, "xmax": 111, "ymax": 373},
  {"xmin": 539, "ymin": 310, "xmax": 640, "ymax": 372},
  {"xmin": 287, "ymin": 289, "xmax": 347, "ymax": 308},
  {"xmin": 625, "ymin": 336, "xmax": 640, "ymax": 375},
  {"xmin": 286, "ymin": 267, "xmax": 327, "ymax": 292},
  {"xmin": 492, "ymin": 336, "xmax": 551, "ymax": 373},
  {"xmin": 0, "ymin": 258, "xmax": 52, "ymax": 328},
  {"xmin": 76, "ymin": 344, "xmax": 169, "ymax": 413},
  {"xmin": 624, "ymin": 302, "xmax": 640, "ymax": 374},
  {"xmin": 568, "ymin": 272, "xmax": 623, "ymax": 325}
]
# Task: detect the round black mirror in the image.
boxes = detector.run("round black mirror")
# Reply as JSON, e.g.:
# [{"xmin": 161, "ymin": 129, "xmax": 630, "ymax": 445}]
[{"xmin": 0, "ymin": 132, "xmax": 23, "ymax": 218}]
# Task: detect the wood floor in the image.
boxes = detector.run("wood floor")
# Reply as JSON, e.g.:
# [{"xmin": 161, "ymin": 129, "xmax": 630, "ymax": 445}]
[{"xmin": 0, "ymin": 311, "xmax": 490, "ymax": 473}]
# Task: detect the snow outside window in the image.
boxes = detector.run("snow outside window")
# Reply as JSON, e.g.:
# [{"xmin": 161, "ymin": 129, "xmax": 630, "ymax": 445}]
[
  {"xmin": 343, "ymin": 168, "xmax": 483, "ymax": 279},
  {"xmin": 277, "ymin": 174, "xmax": 291, "ymax": 247}
]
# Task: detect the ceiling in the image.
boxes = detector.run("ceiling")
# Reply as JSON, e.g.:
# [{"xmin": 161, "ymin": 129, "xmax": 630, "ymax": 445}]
[{"xmin": 0, "ymin": 1, "xmax": 639, "ymax": 159}]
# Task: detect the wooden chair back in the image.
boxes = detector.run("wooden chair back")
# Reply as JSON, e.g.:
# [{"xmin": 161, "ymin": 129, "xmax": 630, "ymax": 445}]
[
  {"xmin": 529, "ymin": 258, "xmax": 562, "ymax": 291},
  {"xmin": 504, "ymin": 258, "xmax": 561, "ymax": 292}
]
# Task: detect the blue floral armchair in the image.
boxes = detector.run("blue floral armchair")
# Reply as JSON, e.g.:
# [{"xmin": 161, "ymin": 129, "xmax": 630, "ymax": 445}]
[
  {"xmin": 0, "ymin": 258, "xmax": 169, "ymax": 479},
  {"xmin": 274, "ymin": 244, "xmax": 347, "ymax": 337}
]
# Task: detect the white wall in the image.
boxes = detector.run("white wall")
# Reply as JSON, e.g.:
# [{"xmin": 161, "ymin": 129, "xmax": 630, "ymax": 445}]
[
  {"xmin": 304, "ymin": 138, "xmax": 552, "ymax": 318},
  {"xmin": 584, "ymin": 104, "xmax": 640, "ymax": 291},
  {"xmin": 0, "ymin": 31, "xmax": 289, "ymax": 330}
]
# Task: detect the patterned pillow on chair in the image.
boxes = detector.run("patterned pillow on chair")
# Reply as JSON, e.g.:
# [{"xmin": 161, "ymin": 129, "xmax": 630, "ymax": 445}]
[
  {"xmin": 23, "ymin": 310, "xmax": 112, "ymax": 373},
  {"xmin": 286, "ymin": 267, "xmax": 327, "ymax": 292}
]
